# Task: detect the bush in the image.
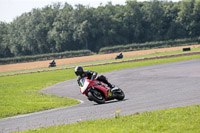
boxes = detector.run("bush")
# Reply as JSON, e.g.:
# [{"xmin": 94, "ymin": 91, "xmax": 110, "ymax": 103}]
[{"xmin": 99, "ymin": 38, "xmax": 200, "ymax": 54}]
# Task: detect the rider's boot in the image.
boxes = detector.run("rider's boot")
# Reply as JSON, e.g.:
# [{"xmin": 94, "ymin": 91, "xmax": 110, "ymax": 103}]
[{"xmin": 107, "ymin": 83, "xmax": 116, "ymax": 92}]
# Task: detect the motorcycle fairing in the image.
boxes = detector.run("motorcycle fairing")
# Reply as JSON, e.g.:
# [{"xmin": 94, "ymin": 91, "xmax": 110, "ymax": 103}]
[
  {"xmin": 80, "ymin": 77, "xmax": 90, "ymax": 94},
  {"xmin": 93, "ymin": 84, "xmax": 110, "ymax": 100}
]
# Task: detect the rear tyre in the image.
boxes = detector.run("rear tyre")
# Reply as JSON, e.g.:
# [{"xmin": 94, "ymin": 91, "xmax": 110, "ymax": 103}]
[
  {"xmin": 88, "ymin": 89, "xmax": 105, "ymax": 104},
  {"xmin": 115, "ymin": 89, "xmax": 125, "ymax": 101}
]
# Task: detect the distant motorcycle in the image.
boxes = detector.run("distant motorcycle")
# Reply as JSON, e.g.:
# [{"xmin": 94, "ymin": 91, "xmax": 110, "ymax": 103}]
[
  {"xmin": 48, "ymin": 63, "xmax": 56, "ymax": 67},
  {"xmin": 49, "ymin": 60, "xmax": 56, "ymax": 67},
  {"xmin": 115, "ymin": 52, "xmax": 123, "ymax": 59},
  {"xmin": 78, "ymin": 77, "xmax": 125, "ymax": 104}
]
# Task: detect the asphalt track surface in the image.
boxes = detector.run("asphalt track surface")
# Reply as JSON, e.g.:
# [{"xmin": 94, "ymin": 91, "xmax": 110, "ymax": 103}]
[{"xmin": 1, "ymin": 59, "xmax": 200, "ymax": 133}]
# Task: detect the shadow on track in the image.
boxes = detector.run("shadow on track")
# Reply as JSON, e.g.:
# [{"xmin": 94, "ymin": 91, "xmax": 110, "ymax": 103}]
[{"xmin": 92, "ymin": 99, "xmax": 128, "ymax": 106}]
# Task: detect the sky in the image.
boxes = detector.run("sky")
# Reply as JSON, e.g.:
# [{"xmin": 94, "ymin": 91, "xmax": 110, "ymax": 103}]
[{"xmin": 0, "ymin": 0, "xmax": 180, "ymax": 23}]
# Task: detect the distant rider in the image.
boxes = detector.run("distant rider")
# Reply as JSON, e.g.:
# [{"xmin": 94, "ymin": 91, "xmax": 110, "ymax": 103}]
[
  {"xmin": 115, "ymin": 52, "xmax": 123, "ymax": 59},
  {"xmin": 74, "ymin": 66, "xmax": 115, "ymax": 89},
  {"xmin": 49, "ymin": 59, "xmax": 56, "ymax": 66},
  {"xmin": 119, "ymin": 52, "xmax": 123, "ymax": 58},
  {"xmin": 50, "ymin": 59, "xmax": 56, "ymax": 65}
]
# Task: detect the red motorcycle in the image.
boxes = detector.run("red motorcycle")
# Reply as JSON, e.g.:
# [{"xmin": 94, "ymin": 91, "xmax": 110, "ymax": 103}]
[{"xmin": 78, "ymin": 77, "xmax": 125, "ymax": 104}]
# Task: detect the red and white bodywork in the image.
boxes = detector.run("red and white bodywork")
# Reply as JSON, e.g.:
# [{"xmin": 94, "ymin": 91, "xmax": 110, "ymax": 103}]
[
  {"xmin": 79, "ymin": 77, "xmax": 110, "ymax": 100},
  {"xmin": 78, "ymin": 77, "xmax": 125, "ymax": 104}
]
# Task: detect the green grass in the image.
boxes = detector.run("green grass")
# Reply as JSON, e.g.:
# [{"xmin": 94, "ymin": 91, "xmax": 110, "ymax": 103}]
[
  {"xmin": 20, "ymin": 105, "xmax": 200, "ymax": 133},
  {"xmin": 0, "ymin": 54, "xmax": 200, "ymax": 119},
  {"xmin": 0, "ymin": 69, "xmax": 79, "ymax": 118}
]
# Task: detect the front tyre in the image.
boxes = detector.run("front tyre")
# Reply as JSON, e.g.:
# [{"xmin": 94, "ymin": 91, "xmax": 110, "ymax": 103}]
[
  {"xmin": 88, "ymin": 89, "xmax": 105, "ymax": 104},
  {"xmin": 115, "ymin": 89, "xmax": 125, "ymax": 101}
]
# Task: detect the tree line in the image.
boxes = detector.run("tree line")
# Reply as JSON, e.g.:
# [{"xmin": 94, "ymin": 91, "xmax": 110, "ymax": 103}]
[{"xmin": 0, "ymin": 0, "xmax": 200, "ymax": 58}]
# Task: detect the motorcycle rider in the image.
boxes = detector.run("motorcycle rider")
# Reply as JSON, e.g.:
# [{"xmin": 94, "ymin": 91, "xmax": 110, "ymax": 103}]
[
  {"xmin": 115, "ymin": 52, "xmax": 123, "ymax": 59},
  {"xmin": 74, "ymin": 66, "xmax": 115, "ymax": 90},
  {"xmin": 49, "ymin": 59, "xmax": 56, "ymax": 66}
]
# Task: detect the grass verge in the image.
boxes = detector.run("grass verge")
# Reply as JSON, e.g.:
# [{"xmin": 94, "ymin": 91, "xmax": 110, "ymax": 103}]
[
  {"xmin": 0, "ymin": 69, "xmax": 79, "ymax": 119},
  {"xmin": 0, "ymin": 54, "xmax": 200, "ymax": 119},
  {"xmin": 20, "ymin": 105, "xmax": 200, "ymax": 133}
]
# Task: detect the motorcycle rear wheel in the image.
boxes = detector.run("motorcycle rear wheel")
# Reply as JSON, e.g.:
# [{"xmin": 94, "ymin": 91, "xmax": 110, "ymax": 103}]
[{"xmin": 88, "ymin": 89, "xmax": 105, "ymax": 104}]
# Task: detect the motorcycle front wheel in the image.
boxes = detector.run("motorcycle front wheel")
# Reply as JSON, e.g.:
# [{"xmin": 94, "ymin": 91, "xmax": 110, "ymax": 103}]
[
  {"xmin": 115, "ymin": 89, "xmax": 125, "ymax": 101},
  {"xmin": 88, "ymin": 89, "xmax": 105, "ymax": 104}
]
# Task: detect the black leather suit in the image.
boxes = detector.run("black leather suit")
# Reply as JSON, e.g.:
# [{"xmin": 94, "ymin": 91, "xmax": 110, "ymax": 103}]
[{"xmin": 77, "ymin": 70, "xmax": 113, "ymax": 88}]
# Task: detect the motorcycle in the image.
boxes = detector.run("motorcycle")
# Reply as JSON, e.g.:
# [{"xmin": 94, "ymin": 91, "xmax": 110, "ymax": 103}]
[
  {"xmin": 48, "ymin": 62, "xmax": 56, "ymax": 67},
  {"xmin": 115, "ymin": 53, "xmax": 123, "ymax": 59},
  {"xmin": 78, "ymin": 77, "xmax": 125, "ymax": 104}
]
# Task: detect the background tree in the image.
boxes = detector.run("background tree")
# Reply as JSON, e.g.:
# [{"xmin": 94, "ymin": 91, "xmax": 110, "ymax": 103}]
[
  {"xmin": 0, "ymin": 0, "xmax": 200, "ymax": 58},
  {"xmin": 191, "ymin": 0, "xmax": 200, "ymax": 37},
  {"xmin": 48, "ymin": 3, "xmax": 75, "ymax": 52},
  {"xmin": 0, "ymin": 22, "xmax": 12, "ymax": 57},
  {"xmin": 124, "ymin": 0, "xmax": 144, "ymax": 43},
  {"xmin": 177, "ymin": 0, "xmax": 195, "ymax": 37},
  {"xmin": 162, "ymin": 1, "xmax": 185, "ymax": 39}
]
